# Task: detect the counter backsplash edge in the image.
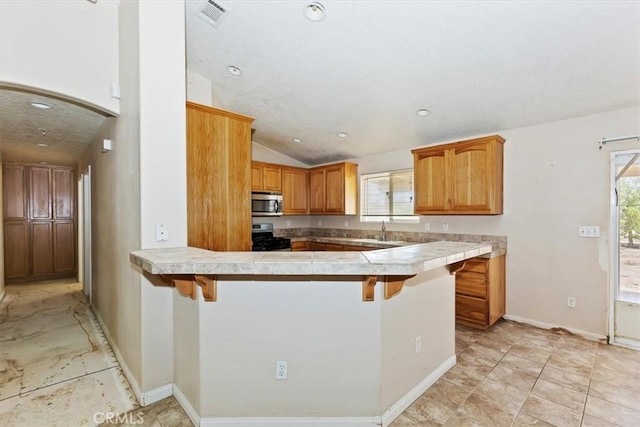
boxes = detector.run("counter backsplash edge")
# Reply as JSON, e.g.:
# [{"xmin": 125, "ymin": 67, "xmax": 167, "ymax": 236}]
[{"xmin": 273, "ymin": 227, "xmax": 507, "ymax": 251}]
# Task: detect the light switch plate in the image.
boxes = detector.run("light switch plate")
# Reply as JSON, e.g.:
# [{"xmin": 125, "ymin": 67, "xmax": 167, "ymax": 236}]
[
  {"xmin": 155, "ymin": 224, "xmax": 169, "ymax": 242},
  {"xmin": 578, "ymin": 226, "xmax": 600, "ymax": 238}
]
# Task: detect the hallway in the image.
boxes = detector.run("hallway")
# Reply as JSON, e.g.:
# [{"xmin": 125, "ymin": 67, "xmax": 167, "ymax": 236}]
[{"xmin": 0, "ymin": 280, "xmax": 137, "ymax": 426}]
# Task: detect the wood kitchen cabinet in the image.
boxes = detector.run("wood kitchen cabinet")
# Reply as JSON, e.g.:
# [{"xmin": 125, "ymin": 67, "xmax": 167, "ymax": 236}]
[
  {"xmin": 412, "ymin": 135, "xmax": 505, "ymax": 215},
  {"xmin": 3, "ymin": 164, "xmax": 76, "ymax": 282},
  {"xmin": 309, "ymin": 162, "xmax": 358, "ymax": 215},
  {"xmin": 251, "ymin": 161, "xmax": 282, "ymax": 193},
  {"xmin": 455, "ymin": 255, "xmax": 506, "ymax": 329},
  {"xmin": 282, "ymin": 166, "xmax": 309, "ymax": 215},
  {"xmin": 187, "ymin": 102, "xmax": 254, "ymax": 251}
]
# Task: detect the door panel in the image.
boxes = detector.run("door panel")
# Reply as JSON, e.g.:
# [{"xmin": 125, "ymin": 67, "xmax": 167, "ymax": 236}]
[
  {"xmin": 309, "ymin": 169, "xmax": 325, "ymax": 213},
  {"xmin": 451, "ymin": 144, "xmax": 490, "ymax": 211},
  {"xmin": 31, "ymin": 222, "xmax": 53, "ymax": 275},
  {"xmin": 283, "ymin": 168, "xmax": 309, "ymax": 214},
  {"xmin": 54, "ymin": 221, "xmax": 76, "ymax": 274},
  {"xmin": 414, "ymin": 149, "xmax": 447, "ymax": 212},
  {"xmin": 53, "ymin": 168, "xmax": 74, "ymax": 220},
  {"xmin": 4, "ymin": 221, "xmax": 29, "ymax": 280},
  {"xmin": 325, "ymin": 166, "xmax": 345, "ymax": 213},
  {"xmin": 3, "ymin": 165, "xmax": 27, "ymax": 220},
  {"xmin": 30, "ymin": 167, "xmax": 52, "ymax": 219}
]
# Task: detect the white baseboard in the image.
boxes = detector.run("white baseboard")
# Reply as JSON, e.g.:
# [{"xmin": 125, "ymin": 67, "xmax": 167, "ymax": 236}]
[
  {"xmin": 91, "ymin": 305, "xmax": 143, "ymax": 405},
  {"xmin": 174, "ymin": 384, "xmax": 201, "ymax": 426},
  {"xmin": 503, "ymin": 315, "xmax": 607, "ymax": 342},
  {"xmin": 141, "ymin": 383, "xmax": 173, "ymax": 406},
  {"xmin": 199, "ymin": 417, "xmax": 380, "ymax": 426},
  {"xmin": 380, "ymin": 355, "xmax": 457, "ymax": 427}
]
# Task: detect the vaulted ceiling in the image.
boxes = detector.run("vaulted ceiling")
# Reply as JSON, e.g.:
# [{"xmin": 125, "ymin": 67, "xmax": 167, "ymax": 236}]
[{"xmin": 1, "ymin": 1, "xmax": 638, "ymax": 167}]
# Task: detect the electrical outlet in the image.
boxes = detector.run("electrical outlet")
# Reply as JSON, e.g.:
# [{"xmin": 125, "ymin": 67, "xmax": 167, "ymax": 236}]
[
  {"xmin": 155, "ymin": 224, "xmax": 168, "ymax": 242},
  {"xmin": 567, "ymin": 297, "xmax": 576, "ymax": 308},
  {"xmin": 442, "ymin": 222, "xmax": 449, "ymax": 232},
  {"xmin": 424, "ymin": 223, "xmax": 430, "ymax": 231},
  {"xmin": 286, "ymin": 220, "xmax": 291, "ymax": 226},
  {"xmin": 318, "ymin": 220, "xmax": 322, "ymax": 226},
  {"xmin": 344, "ymin": 220, "xmax": 349, "ymax": 227},
  {"xmin": 276, "ymin": 361, "xmax": 287, "ymax": 380},
  {"xmin": 578, "ymin": 226, "xmax": 600, "ymax": 238},
  {"xmin": 414, "ymin": 336, "xmax": 421, "ymax": 354}
]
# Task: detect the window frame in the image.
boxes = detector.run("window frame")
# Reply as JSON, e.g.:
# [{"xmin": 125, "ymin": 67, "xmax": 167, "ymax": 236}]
[{"xmin": 360, "ymin": 168, "xmax": 418, "ymax": 223}]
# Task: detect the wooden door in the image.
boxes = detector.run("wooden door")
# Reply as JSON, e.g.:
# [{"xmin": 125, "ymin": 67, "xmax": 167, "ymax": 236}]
[
  {"xmin": 413, "ymin": 147, "xmax": 447, "ymax": 213},
  {"xmin": 251, "ymin": 163, "xmax": 263, "ymax": 191},
  {"xmin": 53, "ymin": 168, "xmax": 75, "ymax": 220},
  {"xmin": 450, "ymin": 141, "xmax": 492, "ymax": 212},
  {"xmin": 29, "ymin": 167, "xmax": 52, "ymax": 220},
  {"xmin": 309, "ymin": 168, "xmax": 325, "ymax": 213},
  {"xmin": 263, "ymin": 165, "xmax": 282, "ymax": 192},
  {"xmin": 4, "ymin": 221, "xmax": 29, "ymax": 280},
  {"xmin": 31, "ymin": 222, "xmax": 53, "ymax": 276},
  {"xmin": 53, "ymin": 221, "xmax": 75, "ymax": 274},
  {"xmin": 324, "ymin": 165, "xmax": 345, "ymax": 213},
  {"xmin": 282, "ymin": 168, "xmax": 309, "ymax": 214},
  {"xmin": 3, "ymin": 164, "xmax": 27, "ymax": 220}
]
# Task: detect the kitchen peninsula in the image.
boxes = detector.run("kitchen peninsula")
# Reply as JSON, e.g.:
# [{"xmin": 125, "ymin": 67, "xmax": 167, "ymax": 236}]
[{"xmin": 131, "ymin": 241, "xmax": 490, "ymax": 426}]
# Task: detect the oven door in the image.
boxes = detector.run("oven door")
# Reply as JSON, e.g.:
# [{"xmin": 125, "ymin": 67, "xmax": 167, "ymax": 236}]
[{"xmin": 252, "ymin": 193, "xmax": 283, "ymax": 216}]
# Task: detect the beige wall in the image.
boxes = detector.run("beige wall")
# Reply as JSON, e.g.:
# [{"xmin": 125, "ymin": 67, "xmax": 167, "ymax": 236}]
[
  {"xmin": 0, "ymin": 152, "xmax": 4, "ymax": 300},
  {"xmin": 315, "ymin": 106, "xmax": 640, "ymax": 336},
  {"xmin": 0, "ymin": 0, "xmax": 119, "ymax": 114}
]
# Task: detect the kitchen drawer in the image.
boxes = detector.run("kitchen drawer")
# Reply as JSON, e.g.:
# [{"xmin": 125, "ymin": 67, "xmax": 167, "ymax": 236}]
[
  {"xmin": 323, "ymin": 243, "xmax": 344, "ymax": 251},
  {"xmin": 309, "ymin": 242, "xmax": 326, "ymax": 250},
  {"xmin": 291, "ymin": 241, "xmax": 308, "ymax": 251},
  {"xmin": 456, "ymin": 273, "xmax": 487, "ymax": 298},
  {"xmin": 461, "ymin": 258, "xmax": 488, "ymax": 274},
  {"xmin": 455, "ymin": 295, "xmax": 488, "ymax": 324}
]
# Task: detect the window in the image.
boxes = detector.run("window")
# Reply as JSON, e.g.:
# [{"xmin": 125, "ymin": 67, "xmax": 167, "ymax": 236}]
[{"xmin": 360, "ymin": 169, "xmax": 416, "ymax": 221}]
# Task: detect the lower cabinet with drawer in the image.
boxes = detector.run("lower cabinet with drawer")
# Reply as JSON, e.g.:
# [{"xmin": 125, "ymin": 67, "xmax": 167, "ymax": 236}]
[{"xmin": 455, "ymin": 255, "xmax": 505, "ymax": 330}]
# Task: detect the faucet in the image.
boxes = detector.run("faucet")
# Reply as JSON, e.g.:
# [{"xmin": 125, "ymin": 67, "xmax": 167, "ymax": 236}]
[{"xmin": 379, "ymin": 220, "xmax": 386, "ymax": 241}]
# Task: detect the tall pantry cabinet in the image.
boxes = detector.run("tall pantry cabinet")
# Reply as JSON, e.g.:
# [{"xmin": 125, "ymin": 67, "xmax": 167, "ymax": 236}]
[
  {"xmin": 3, "ymin": 164, "xmax": 76, "ymax": 282},
  {"xmin": 186, "ymin": 102, "xmax": 254, "ymax": 251}
]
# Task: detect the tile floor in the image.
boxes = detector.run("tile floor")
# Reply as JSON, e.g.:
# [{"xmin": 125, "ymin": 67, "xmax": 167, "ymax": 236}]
[
  {"xmin": 1, "ymin": 281, "xmax": 639, "ymax": 426},
  {"xmin": 0, "ymin": 280, "xmax": 137, "ymax": 426}
]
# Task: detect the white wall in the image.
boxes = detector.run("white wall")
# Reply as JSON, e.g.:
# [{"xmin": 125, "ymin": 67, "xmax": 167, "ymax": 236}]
[
  {"xmin": 0, "ymin": 152, "xmax": 4, "ymax": 301},
  {"xmin": 138, "ymin": 0, "xmax": 187, "ymax": 392},
  {"xmin": 0, "ymin": 0, "xmax": 119, "ymax": 114},
  {"xmin": 315, "ymin": 106, "xmax": 640, "ymax": 336}
]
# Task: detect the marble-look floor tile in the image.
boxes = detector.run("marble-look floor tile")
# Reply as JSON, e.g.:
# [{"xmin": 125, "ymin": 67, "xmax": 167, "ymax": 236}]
[
  {"xmin": 584, "ymin": 394, "xmax": 640, "ymax": 426},
  {"xmin": 529, "ymin": 378, "xmax": 586, "ymax": 412},
  {"xmin": 580, "ymin": 414, "xmax": 619, "ymax": 427},
  {"xmin": 593, "ymin": 343, "xmax": 640, "ymax": 376},
  {"xmin": 441, "ymin": 352, "xmax": 495, "ymax": 388},
  {"xmin": 506, "ymin": 344, "xmax": 552, "ymax": 365},
  {"xmin": 400, "ymin": 379, "xmax": 472, "ymax": 425},
  {"xmin": 520, "ymin": 394, "xmax": 582, "ymax": 427},
  {"xmin": 461, "ymin": 343, "xmax": 505, "ymax": 365},
  {"xmin": 589, "ymin": 365, "xmax": 640, "ymax": 409},
  {"xmin": 482, "ymin": 364, "xmax": 536, "ymax": 393},
  {"xmin": 537, "ymin": 365, "xmax": 590, "ymax": 394},
  {"xmin": 390, "ymin": 413, "xmax": 439, "ymax": 427},
  {"xmin": 495, "ymin": 353, "xmax": 545, "ymax": 378},
  {"xmin": 511, "ymin": 413, "xmax": 554, "ymax": 426},
  {"xmin": 472, "ymin": 333, "xmax": 513, "ymax": 354},
  {"xmin": 0, "ymin": 367, "xmax": 136, "ymax": 427},
  {"xmin": 103, "ymin": 397, "xmax": 191, "ymax": 427},
  {"xmin": 544, "ymin": 347, "xmax": 594, "ymax": 377},
  {"xmin": 445, "ymin": 390, "xmax": 520, "ymax": 427}
]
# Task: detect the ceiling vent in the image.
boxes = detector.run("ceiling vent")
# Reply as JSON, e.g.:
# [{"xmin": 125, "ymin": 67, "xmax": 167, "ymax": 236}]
[{"xmin": 199, "ymin": 0, "xmax": 229, "ymax": 28}]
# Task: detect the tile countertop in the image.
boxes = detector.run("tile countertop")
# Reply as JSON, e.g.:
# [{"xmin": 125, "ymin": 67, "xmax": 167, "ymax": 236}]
[
  {"xmin": 130, "ymin": 241, "xmax": 492, "ymax": 276},
  {"xmin": 290, "ymin": 236, "xmax": 506, "ymax": 258}
]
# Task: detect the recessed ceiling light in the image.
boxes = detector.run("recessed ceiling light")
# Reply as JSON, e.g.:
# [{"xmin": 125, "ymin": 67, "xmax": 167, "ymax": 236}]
[
  {"xmin": 30, "ymin": 102, "xmax": 52, "ymax": 110},
  {"xmin": 39, "ymin": 161, "xmax": 49, "ymax": 165},
  {"xmin": 337, "ymin": 132, "xmax": 348, "ymax": 138},
  {"xmin": 227, "ymin": 65, "xmax": 243, "ymax": 76},
  {"xmin": 304, "ymin": 2, "xmax": 325, "ymax": 22},
  {"xmin": 416, "ymin": 108, "xmax": 431, "ymax": 117},
  {"xmin": 36, "ymin": 143, "xmax": 49, "ymax": 147},
  {"xmin": 292, "ymin": 137, "xmax": 303, "ymax": 143}
]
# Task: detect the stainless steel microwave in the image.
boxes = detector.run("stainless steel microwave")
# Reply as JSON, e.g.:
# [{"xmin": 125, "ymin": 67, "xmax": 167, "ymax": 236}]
[{"xmin": 251, "ymin": 192, "xmax": 283, "ymax": 216}]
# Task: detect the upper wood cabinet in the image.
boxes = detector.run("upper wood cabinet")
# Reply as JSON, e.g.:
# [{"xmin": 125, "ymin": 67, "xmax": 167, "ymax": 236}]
[
  {"xmin": 3, "ymin": 164, "xmax": 27, "ymax": 220},
  {"xmin": 309, "ymin": 162, "xmax": 358, "ymax": 215},
  {"xmin": 252, "ymin": 161, "xmax": 282, "ymax": 193},
  {"xmin": 282, "ymin": 166, "xmax": 309, "ymax": 215},
  {"xmin": 187, "ymin": 102, "xmax": 254, "ymax": 251},
  {"xmin": 412, "ymin": 135, "xmax": 505, "ymax": 215}
]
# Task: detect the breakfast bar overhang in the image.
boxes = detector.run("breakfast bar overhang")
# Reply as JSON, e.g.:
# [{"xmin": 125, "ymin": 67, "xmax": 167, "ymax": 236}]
[{"xmin": 130, "ymin": 241, "xmax": 491, "ymax": 426}]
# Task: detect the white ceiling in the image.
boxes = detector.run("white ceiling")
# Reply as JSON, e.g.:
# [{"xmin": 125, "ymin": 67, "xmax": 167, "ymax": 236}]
[
  {"xmin": 186, "ymin": 0, "xmax": 640, "ymax": 165},
  {"xmin": 1, "ymin": 1, "xmax": 638, "ymax": 168},
  {"xmin": 0, "ymin": 88, "xmax": 108, "ymax": 166}
]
